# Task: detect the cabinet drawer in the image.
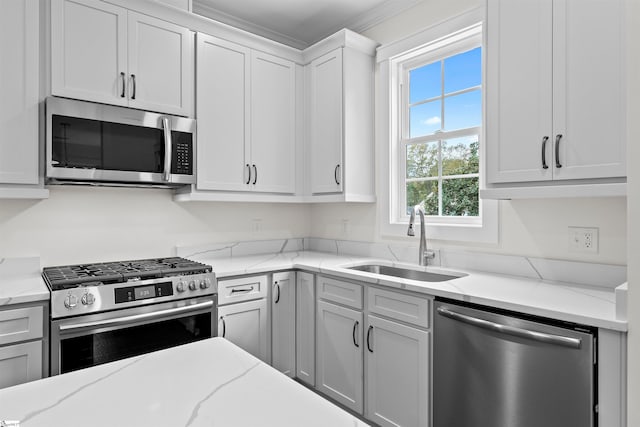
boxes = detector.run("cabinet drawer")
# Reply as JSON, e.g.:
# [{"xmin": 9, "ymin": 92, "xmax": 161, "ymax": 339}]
[
  {"xmin": 368, "ymin": 287, "xmax": 431, "ymax": 328},
  {"xmin": 317, "ymin": 276, "xmax": 363, "ymax": 309},
  {"xmin": 218, "ymin": 275, "xmax": 268, "ymax": 305},
  {"xmin": 0, "ymin": 306, "xmax": 44, "ymax": 346}
]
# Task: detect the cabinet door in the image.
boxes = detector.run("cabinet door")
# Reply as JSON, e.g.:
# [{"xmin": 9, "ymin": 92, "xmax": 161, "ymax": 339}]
[
  {"xmin": 309, "ymin": 48, "xmax": 343, "ymax": 194},
  {"xmin": 51, "ymin": 0, "xmax": 128, "ymax": 106},
  {"xmin": 271, "ymin": 271, "xmax": 296, "ymax": 377},
  {"xmin": 127, "ymin": 12, "xmax": 193, "ymax": 116},
  {"xmin": 486, "ymin": 0, "xmax": 553, "ymax": 184},
  {"xmin": 250, "ymin": 52, "xmax": 296, "ymax": 194},
  {"xmin": 218, "ymin": 299, "xmax": 268, "ymax": 363},
  {"xmin": 365, "ymin": 315, "xmax": 430, "ymax": 427},
  {"xmin": 196, "ymin": 34, "xmax": 251, "ymax": 192},
  {"xmin": 296, "ymin": 272, "xmax": 315, "ymax": 386},
  {"xmin": 551, "ymin": 0, "xmax": 626, "ymax": 180},
  {"xmin": 0, "ymin": 0, "xmax": 39, "ymax": 184},
  {"xmin": 316, "ymin": 300, "xmax": 363, "ymax": 413},
  {"xmin": 0, "ymin": 341, "xmax": 43, "ymax": 389}
]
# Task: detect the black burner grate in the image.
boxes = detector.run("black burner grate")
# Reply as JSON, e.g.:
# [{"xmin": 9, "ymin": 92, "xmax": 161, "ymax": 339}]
[{"xmin": 42, "ymin": 257, "xmax": 212, "ymax": 291}]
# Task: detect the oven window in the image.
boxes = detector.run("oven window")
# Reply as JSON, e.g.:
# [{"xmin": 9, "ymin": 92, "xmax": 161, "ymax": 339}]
[{"xmin": 60, "ymin": 312, "xmax": 211, "ymax": 374}]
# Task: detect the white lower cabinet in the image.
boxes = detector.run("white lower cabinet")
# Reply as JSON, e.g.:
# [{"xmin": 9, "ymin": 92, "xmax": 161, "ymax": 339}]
[
  {"xmin": 217, "ymin": 276, "xmax": 269, "ymax": 363},
  {"xmin": 365, "ymin": 315, "xmax": 430, "ymax": 427},
  {"xmin": 0, "ymin": 341, "xmax": 42, "ymax": 389},
  {"xmin": 316, "ymin": 299, "xmax": 364, "ymax": 413},
  {"xmin": 271, "ymin": 271, "xmax": 296, "ymax": 377},
  {"xmin": 295, "ymin": 271, "xmax": 315, "ymax": 386}
]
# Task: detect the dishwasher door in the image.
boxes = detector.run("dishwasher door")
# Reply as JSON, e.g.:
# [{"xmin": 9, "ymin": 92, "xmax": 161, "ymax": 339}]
[{"xmin": 433, "ymin": 300, "xmax": 596, "ymax": 427}]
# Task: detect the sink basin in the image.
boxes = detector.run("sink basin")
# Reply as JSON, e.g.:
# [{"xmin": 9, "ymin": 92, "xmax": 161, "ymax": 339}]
[{"xmin": 347, "ymin": 264, "xmax": 463, "ymax": 282}]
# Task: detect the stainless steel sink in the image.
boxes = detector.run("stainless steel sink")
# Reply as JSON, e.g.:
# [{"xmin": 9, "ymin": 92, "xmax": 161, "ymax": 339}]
[{"xmin": 347, "ymin": 264, "xmax": 463, "ymax": 282}]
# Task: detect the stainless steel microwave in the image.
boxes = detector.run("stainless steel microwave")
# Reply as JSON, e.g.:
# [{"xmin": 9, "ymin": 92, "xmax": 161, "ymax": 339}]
[{"xmin": 45, "ymin": 97, "xmax": 196, "ymax": 187}]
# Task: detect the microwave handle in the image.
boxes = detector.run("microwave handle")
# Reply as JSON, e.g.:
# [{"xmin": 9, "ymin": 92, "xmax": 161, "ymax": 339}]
[{"xmin": 162, "ymin": 117, "xmax": 172, "ymax": 182}]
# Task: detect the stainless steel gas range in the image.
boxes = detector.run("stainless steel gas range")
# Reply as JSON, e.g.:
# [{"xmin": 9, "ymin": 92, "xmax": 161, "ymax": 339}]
[{"xmin": 42, "ymin": 257, "xmax": 217, "ymax": 375}]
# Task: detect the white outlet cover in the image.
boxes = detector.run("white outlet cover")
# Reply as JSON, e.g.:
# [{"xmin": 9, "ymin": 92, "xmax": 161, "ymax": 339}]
[{"xmin": 568, "ymin": 226, "xmax": 599, "ymax": 254}]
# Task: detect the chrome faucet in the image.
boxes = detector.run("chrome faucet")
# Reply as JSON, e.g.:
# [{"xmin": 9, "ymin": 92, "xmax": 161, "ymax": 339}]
[{"xmin": 407, "ymin": 205, "xmax": 436, "ymax": 266}]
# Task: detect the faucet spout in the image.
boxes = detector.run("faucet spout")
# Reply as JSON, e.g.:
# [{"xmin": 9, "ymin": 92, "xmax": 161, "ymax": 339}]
[{"xmin": 407, "ymin": 205, "xmax": 435, "ymax": 266}]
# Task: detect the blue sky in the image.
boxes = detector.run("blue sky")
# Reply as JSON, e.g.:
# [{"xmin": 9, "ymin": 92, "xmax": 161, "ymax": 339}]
[{"xmin": 409, "ymin": 47, "xmax": 481, "ymax": 138}]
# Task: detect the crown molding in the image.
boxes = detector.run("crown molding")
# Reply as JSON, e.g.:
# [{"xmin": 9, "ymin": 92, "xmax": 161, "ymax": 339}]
[{"xmin": 345, "ymin": 0, "xmax": 424, "ymax": 34}]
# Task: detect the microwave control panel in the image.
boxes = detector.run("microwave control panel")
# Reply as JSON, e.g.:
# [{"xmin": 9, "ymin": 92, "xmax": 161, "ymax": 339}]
[{"xmin": 171, "ymin": 135, "xmax": 193, "ymax": 175}]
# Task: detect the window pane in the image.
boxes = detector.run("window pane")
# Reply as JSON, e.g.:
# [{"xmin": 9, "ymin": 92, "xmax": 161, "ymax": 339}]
[
  {"xmin": 442, "ymin": 136, "xmax": 479, "ymax": 176},
  {"xmin": 406, "ymin": 142, "xmax": 439, "ymax": 178},
  {"xmin": 409, "ymin": 61, "xmax": 441, "ymax": 103},
  {"xmin": 406, "ymin": 181, "xmax": 439, "ymax": 216},
  {"xmin": 442, "ymin": 177, "xmax": 479, "ymax": 216},
  {"xmin": 443, "ymin": 90, "xmax": 481, "ymax": 131},
  {"xmin": 444, "ymin": 47, "xmax": 481, "ymax": 94},
  {"xmin": 410, "ymin": 100, "xmax": 442, "ymax": 138}
]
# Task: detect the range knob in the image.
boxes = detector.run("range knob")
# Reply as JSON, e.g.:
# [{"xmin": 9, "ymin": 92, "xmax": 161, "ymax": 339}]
[
  {"xmin": 200, "ymin": 278, "xmax": 211, "ymax": 289},
  {"xmin": 188, "ymin": 280, "xmax": 197, "ymax": 291},
  {"xmin": 81, "ymin": 293, "xmax": 95, "ymax": 305},
  {"xmin": 64, "ymin": 294, "xmax": 78, "ymax": 309},
  {"xmin": 176, "ymin": 281, "xmax": 186, "ymax": 293}
]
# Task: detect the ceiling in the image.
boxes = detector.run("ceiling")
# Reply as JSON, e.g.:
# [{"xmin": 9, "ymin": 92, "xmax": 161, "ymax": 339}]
[{"xmin": 192, "ymin": 0, "xmax": 424, "ymax": 49}]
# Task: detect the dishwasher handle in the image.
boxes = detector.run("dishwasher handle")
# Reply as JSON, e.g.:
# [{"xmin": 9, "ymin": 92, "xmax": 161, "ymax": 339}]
[{"xmin": 436, "ymin": 307, "xmax": 582, "ymax": 349}]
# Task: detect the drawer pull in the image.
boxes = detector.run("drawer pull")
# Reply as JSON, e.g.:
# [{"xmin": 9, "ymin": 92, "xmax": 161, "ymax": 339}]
[{"xmin": 231, "ymin": 287, "xmax": 254, "ymax": 294}]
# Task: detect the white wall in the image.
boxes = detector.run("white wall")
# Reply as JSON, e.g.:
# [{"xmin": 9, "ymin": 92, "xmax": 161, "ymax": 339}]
[
  {"xmin": 626, "ymin": 0, "xmax": 639, "ymax": 423},
  {"xmin": 0, "ymin": 186, "xmax": 310, "ymax": 266},
  {"xmin": 308, "ymin": 0, "xmax": 628, "ymax": 266}
]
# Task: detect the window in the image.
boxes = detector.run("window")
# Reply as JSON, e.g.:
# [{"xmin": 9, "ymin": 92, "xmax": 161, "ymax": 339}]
[
  {"xmin": 377, "ymin": 8, "xmax": 497, "ymax": 243},
  {"xmin": 400, "ymin": 35, "xmax": 482, "ymax": 222}
]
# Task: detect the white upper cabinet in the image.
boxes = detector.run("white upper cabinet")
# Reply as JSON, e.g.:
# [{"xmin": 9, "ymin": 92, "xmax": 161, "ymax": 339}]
[
  {"xmin": 308, "ymin": 48, "xmax": 344, "ymax": 194},
  {"xmin": 51, "ymin": 0, "xmax": 194, "ymax": 116},
  {"xmin": 0, "ymin": 0, "xmax": 40, "ymax": 186},
  {"xmin": 196, "ymin": 33, "xmax": 297, "ymax": 194},
  {"xmin": 196, "ymin": 34, "xmax": 250, "ymax": 192},
  {"xmin": 250, "ymin": 51, "xmax": 296, "ymax": 194},
  {"xmin": 486, "ymin": 0, "xmax": 626, "ymax": 187},
  {"xmin": 304, "ymin": 30, "xmax": 378, "ymax": 202}
]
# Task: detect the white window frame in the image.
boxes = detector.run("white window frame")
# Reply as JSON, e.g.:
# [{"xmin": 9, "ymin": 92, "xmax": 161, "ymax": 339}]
[{"xmin": 376, "ymin": 7, "xmax": 498, "ymax": 243}]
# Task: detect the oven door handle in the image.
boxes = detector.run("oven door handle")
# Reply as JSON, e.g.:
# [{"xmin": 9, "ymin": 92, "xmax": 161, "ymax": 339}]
[{"xmin": 59, "ymin": 300, "xmax": 214, "ymax": 332}]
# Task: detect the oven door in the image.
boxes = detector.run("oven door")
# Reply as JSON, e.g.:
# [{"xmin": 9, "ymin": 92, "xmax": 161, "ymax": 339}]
[{"xmin": 50, "ymin": 296, "xmax": 216, "ymax": 375}]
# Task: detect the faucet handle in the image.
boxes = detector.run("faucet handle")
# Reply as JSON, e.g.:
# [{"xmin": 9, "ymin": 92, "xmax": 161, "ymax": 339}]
[
  {"xmin": 422, "ymin": 249, "xmax": 436, "ymax": 265},
  {"xmin": 407, "ymin": 224, "xmax": 415, "ymax": 236}
]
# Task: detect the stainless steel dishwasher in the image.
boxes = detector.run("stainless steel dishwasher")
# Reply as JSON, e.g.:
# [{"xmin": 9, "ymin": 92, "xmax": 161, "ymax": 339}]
[{"xmin": 434, "ymin": 299, "xmax": 597, "ymax": 427}]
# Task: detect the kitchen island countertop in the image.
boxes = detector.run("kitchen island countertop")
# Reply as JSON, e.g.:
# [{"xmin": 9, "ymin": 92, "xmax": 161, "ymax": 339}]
[{"xmin": 0, "ymin": 337, "xmax": 369, "ymax": 427}]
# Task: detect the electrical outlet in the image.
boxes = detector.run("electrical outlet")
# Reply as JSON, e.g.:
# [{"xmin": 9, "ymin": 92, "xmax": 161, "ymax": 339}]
[
  {"xmin": 568, "ymin": 227, "xmax": 599, "ymax": 254},
  {"xmin": 342, "ymin": 219, "xmax": 350, "ymax": 236},
  {"xmin": 252, "ymin": 219, "xmax": 262, "ymax": 234}
]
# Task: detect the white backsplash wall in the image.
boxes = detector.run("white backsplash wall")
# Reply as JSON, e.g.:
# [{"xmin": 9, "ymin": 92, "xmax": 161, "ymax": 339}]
[
  {"xmin": 0, "ymin": 186, "xmax": 311, "ymax": 266},
  {"xmin": 309, "ymin": 198, "xmax": 627, "ymax": 265}
]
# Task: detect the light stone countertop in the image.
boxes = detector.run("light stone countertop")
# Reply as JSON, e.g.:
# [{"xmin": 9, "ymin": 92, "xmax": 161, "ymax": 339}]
[
  {"xmin": 195, "ymin": 250, "xmax": 627, "ymax": 332},
  {"xmin": 0, "ymin": 337, "xmax": 369, "ymax": 427},
  {"xmin": 0, "ymin": 257, "xmax": 49, "ymax": 307}
]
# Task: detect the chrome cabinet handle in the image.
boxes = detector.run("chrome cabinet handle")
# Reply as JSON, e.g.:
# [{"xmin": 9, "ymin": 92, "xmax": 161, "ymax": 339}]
[
  {"xmin": 59, "ymin": 301, "xmax": 214, "ymax": 332},
  {"xmin": 555, "ymin": 134, "xmax": 563, "ymax": 168},
  {"xmin": 245, "ymin": 164, "xmax": 251, "ymax": 184},
  {"xmin": 541, "ymin": 136, "xmax": 549, "ymax": 169},
  {"xmin": 436, "ymin": 307, "xmax": 582, "ymax": 349},
  {"xmin": 334, "ymin": 164, "xmax": 341, "ymax": 185},
  {"xmin": 366, "ymin": 325, "xmax": 373, "ymax": 353},
  {"xmin": 120, "ymin": 72, "xmax": 126, "ymax": 98},
  {"xmin": 231, "ymin": 286, "xmax": 254, "ymax": 294},
  {"xmin": 220, "ymin": 316, "xmax": 226, "ymax": 338},
  {"xmin": 131, "ymin": 74, "xmax": 137, "ymax": 100},
  {"xmin": 352, "ymin": 320, "xmax": 359, "ymax": 347},
  {"xmin": 252, "ymin": 164, "xmax": 257, "ymax": 185},
  {"xmin": 274, "ymin": 282, "xmax": 281, "ymax": 304},
  {"xmin": 162, "ymin": 117, "xmax": 172, "ymax": 182}
]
